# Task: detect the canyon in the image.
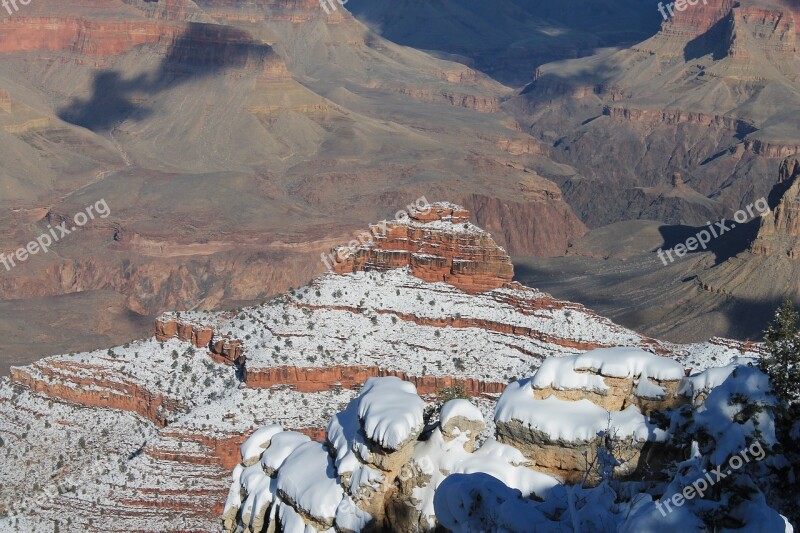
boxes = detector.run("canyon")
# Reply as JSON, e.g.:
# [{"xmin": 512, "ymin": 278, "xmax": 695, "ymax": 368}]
[
  {"xmin": 0, "ymin": 1, "xmax": 798, "ymax": 530},
  {"xmin": 2, "ymin": 0, "xmax": 797, "ymax": 369},
  {"xmin": 0, "ymin": 0, "xmax": 595, "ymax": 371},
  {"xmin": 0, "ymin": 209, "xmax": 768, "ymax": 531}
]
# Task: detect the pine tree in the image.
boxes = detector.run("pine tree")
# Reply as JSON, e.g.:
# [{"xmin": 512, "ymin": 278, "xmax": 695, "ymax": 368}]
[{"xmin": 760, "ymin": 300, "xmax": 800, "ymax": 404}]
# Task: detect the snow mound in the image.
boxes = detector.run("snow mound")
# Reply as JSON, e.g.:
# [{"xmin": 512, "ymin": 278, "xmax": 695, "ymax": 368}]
[
  {"xmin": 532, "ymin": 347, "xmax": 685, "ymax": 394},
  {"xmin": 327, "ymin": 399, "xmax": 385, "ymax": 498},
  {"xmin": 678, "ymin": 357, "xmax": 757, "ymax": 398},
  {"xmin": 409, "ymin": 427, "xmax": 559, "ymax": 526},
  {"xmin": 241, "ymin": 424, "xmax": 283, "ymax": 465},
  {"xmin": 357, "ymin": 377, "xmax": 425, "ymax": 450},
  {"xmin": 261, "ymin": 431, "xmax": 311, "ymax": 474},
  {"xmin": 276, "ymin": 441, "xmax": 344, "ymax": 526},
  {"xmin": 440, "ymin": 399, "xmax": 485, "ymax": 427},
  {"xmin": 495, "ymin": 380, "xmax": 665, "ymax": 442}
]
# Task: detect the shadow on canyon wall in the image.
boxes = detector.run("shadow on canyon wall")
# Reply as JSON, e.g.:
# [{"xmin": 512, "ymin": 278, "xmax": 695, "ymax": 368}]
[
  {"xmin": 58, "ymin": 22, "xmax": 275, "ymax": 131},
  {"xmin": 346, "ymin": 0, "xmax": 662, "ymax": 86}
]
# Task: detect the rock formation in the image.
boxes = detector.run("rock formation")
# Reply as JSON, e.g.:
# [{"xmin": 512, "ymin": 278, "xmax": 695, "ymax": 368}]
[
  {"xmin": 510, "ymin": 0, "xmax": 800, "ymax": 228},
  {"xmin": 331, "ymin": 202, "xmax": 515, "ymax": 293},
  {"xmin": 751, "ymin": 156, "xmax": 800, "ymax": 258},
  {"xmin": 494, "ymin": 347, "xmax": 688, "ymax": 482},
  {"xmin": 222, "ymin": 351, "xmax": 786, "ymax": 532},
  {"xmin": 222, "ymin": 376, "xmax": 559, "ymax": 532}
]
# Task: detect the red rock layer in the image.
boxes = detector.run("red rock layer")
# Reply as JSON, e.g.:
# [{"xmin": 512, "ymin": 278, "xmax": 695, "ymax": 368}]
[
  {"xmin": 332, "ymin": 204, "xmax": 514, "ymax": 293},
  {"xmin": 0, "ymin": 18, "xmax": 183, "ymax": 56},
  {"xmin": 156, "ymin": 317, "xmax": 244, "ymax": 364},
  {"xmin": 0, "ymin": 16, "xmax": 287, "ymax": 80},
  {"xmin": 146, "ymin": 426, "xmax": 326, "ymax": 471},
  {"xmin": 9, "ymin": 363, "xmax": 184, "ymax": 427},
  {"xmin": 242, "ymin": 365, "xmax": 507, "ymax": 396}
]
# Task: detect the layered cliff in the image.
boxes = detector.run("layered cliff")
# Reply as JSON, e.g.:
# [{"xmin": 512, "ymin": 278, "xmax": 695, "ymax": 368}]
[
  {"xmin": 751, "ymin": 156, "xmax": 800, "ymax": 258},
  {"xmin": 331, "ymin": 203, "xmax": 515, "ymax": 293},
  {"xmin": 509, "ymin": 0, "xmax": 800, "ymax": 228},
  {"xmin": 0, "ymin": 0, "xmax": 591, "ymax": 370}
]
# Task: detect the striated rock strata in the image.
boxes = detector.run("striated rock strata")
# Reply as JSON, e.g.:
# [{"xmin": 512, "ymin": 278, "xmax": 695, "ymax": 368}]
[
  {"xmin": 332, "ymin": 202, "xmax": 514, "ymax": 293},
  {"xmin": 751, "ymin": 156, "xmax": 800, "ymax": 258}
]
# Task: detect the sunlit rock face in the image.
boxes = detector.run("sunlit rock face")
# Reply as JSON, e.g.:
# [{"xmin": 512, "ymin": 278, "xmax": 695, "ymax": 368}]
[{"xmin": 332, "ymin": 202, "xmax": 515, "ymax": 294}]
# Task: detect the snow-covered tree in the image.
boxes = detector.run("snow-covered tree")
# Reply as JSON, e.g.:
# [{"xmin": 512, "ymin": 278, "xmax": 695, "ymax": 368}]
[{"xmin": 760, "ymin": 300, "xmax": 800, "ymax": 405}]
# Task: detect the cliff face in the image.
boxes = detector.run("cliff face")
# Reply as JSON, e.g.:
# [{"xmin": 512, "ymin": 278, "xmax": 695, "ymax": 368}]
[
  {"xmin": 332, "ymin": 203, "xmax": 515, "ymax": 293},
  {"xmin": 0, "ymin": 18, "xmax": 183, "ymax": 56},
  {"xmin": 751, "ymin": 157, "xmax": 800, "ymax": 257},
  {"xmin": 510, "ymin": 0, "xmax": 800, "ymax": 229},
  {"xmin": 0, "ymin": 0, "xmax": 590, "ymax": 370}
]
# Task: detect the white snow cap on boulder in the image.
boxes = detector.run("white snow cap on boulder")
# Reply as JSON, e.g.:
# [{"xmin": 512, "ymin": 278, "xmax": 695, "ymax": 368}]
[
  {"xmin": 358, "ymin": 377, "xmax": 425, "ymax": 450},
  {"xmin": 440, "ymin": 399, "xmax": 485, "ymax": 426},
  {"xmin": 241, "ymin": 424, "xmax": 283, "ymax": 465},
  {"xmin": 495, "ymin": 382, "xmax": 667, "ymax": 442},
  {"xmin": 532, "ymin": 347, "xmax": 685, "ymax": 391},
  {"xmin": 276, "ymin": 440, "xmax": 345, "ymax": 527}
]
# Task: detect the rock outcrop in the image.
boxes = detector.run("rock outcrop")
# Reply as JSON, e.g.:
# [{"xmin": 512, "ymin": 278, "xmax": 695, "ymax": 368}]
[
  {"xmin": 751, "ymin": 156, "xmax": 800, "ymax": 258},
  {"xmin": 332, "ymin": 202, "xmax": 514, "ymax": 293},
  {"xmin": 495, "ymin": 347, "xmax": 688, "ymax": 483},
  {"xmin": 222, "ymin": 377, "xmax": 559, "ymax": 533},
  {"xmin": 223, "ymin": 349, "xmax": 778, "ymax": 532}
]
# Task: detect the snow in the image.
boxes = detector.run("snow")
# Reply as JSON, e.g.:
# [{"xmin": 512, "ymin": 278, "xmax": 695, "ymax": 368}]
[
  {"xmin": 326, "ymin": 400, "xmax": 385, "ymax": 498},
  {"xmin": 276, "ymin": 441, "xmax": 344, "ymax": 525},
  {"xmin": 667, "ymin": 339, "xmax": 763, "ymax": 372},
  {"xmin": 531, "ymin": 353, "xmax": 609, "ymax": 392},
  {"xmin": 278, "ymin": 502, "xmax": 316, "ymax": 533},
  {"xmin": 635, "ymin": 372, "xmax": 667, "ymax": 399},
  {"xmin": 678, "ymin": 357, "xmax": 757, "ymax": 398},
  {"xmin": 357, "ymin": 377, "xmax": 425, "ymax": 450},
  {"xmin": 572, "ymin": 347, "xmax": 685, "ymax": 380},
  {"xmin": 241, "ymin": 462, "xmax": 268, "ymax": 495},
  {"xmin": 223, "ymin": 464, "xmax": 245, "ymax": 514},
  {"xmin": 240, "ymin": 463, "xmax": 272, "ymax": 526},
  {"xmin": 334, "ymin": 495, "xmax": 373, "ymax": 532},
  {"xmin": 495, "ymin": 381, "xmax": 666, "ymax": 442},
  {"xmin": 440, "ymin": 399, "xmax": 484, "ymax": 427},
  {"xmin": 410, "ymin": 428, "xmax": 560, "ymax": 526},
  {"xmin": 173, "ymin": 268, "xmax": 651, "ymax": 386},
  {"xmin": 434, "ymin": 473, "xmax": 553, "ymax": 532},
  {"xmin": 530, "ymin": 347, "xmax": 682, "ymax": 399},
  {"xmin": 241, "ymin": 424, "xmax": 283, "ymax": 464},
  {"xmin": 261, "ymin": 431, "xmax": 311, "ymax": 473},
  {"xmin": 694, "ymin": 366, "xmax": 778, "ymax": 464},
  {"xmin": 456, "ymin": 439, "xmax": 558, "ymax": 497}
]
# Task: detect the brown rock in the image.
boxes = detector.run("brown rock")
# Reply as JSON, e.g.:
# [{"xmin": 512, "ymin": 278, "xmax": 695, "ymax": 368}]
[
  {"xmin": 751, "ymin": 157, "xmax": 800, "ymax": 258},
  {"xmin": 332, "ymin": 203, "xmax": 514, "ymax": 293}
]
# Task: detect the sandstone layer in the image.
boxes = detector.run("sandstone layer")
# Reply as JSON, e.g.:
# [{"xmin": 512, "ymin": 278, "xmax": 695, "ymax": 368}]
[{"xmin": 332, "ymin": 203, "xmax": 514, "ymax": 293}]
